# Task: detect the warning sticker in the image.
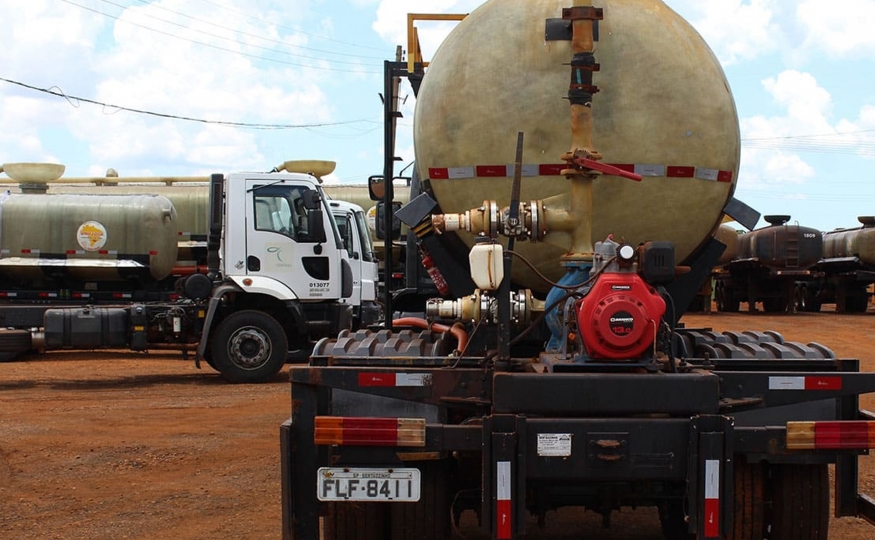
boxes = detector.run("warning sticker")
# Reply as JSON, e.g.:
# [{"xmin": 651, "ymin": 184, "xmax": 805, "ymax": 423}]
[{"xmin": 537, "ymin": 433, "xmax": 572, "ymax": 457}]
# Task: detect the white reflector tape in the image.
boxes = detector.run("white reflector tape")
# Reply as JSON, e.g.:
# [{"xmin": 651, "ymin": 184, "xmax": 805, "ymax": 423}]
[
  {"xmin": 769, "ymin": 376, "xmax": 805, "ymax": 390},
  {"xmin": 704, "ymin": 459, "xmax": 720, "ymax": 498},
  {"xmin": 634, "ymin": 163, "xmax": 666, "ymax": 177},
  {"xmin": 696, "ymin": 167, "xmax": 720, "ymax": 181},
  {"xmin": 447, "ymin": 166, "xmax": 475, "ymax": 179},
  {"xmin": 395, "ymin": 373, "xmax": 431, "ymax": 387},
  {"xmin": 496, "ymin": 460, "xmax": 511, "ymax": 539}
]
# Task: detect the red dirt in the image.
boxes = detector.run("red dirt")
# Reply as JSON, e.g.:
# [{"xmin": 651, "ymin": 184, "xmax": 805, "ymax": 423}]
[{"xmin": 1, "ymin": 309, "xmax": 873, "ymax": 539}]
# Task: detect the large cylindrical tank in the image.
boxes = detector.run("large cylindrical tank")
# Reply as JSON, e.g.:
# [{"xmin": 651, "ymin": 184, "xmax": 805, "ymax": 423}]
[
  {"xmin": 414, "ymin": 0, "xmax": 740, "ymax": 293},
  {"xmin": 822, "ymin": 216, "xmax": 875, "ymax": 266},
  {"xmin": 736, "ymin": 216, "xmax": 822, "ymax": 270},
  {"xmin": 0, "ymin": 193, "xmax": 178, "ymax": 283},
  {"xmin": 713, "ymin": 223, "xmax": 740, "ymax": 267}
]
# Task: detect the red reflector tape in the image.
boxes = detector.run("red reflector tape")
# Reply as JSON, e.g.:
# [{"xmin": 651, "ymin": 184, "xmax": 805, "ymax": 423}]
[
  {"xmin": 667, "ymin": 166, "xmax": 695, "ymax": 178},
  {"xmin": 476, "ymin": 165, "xmax": 508, "ymax": 177},
  {"xmin": 358, "ymin": 372, "xmax": 431, "ymax": 387},
  {"xmin": 538, "ymin": 164, "xmax": 566, "ymax": 176},
  {"xmin": 805, "ymin": 376, "xmax": 842, "ymax": 390},
  {"xmin": 358, "ymin": 372, "xmax": 394, "ymax": 387}
]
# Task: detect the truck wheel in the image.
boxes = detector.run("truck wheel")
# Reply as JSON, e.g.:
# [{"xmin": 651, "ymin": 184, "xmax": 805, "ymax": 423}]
[
  {"xmin": 716, "ymin": 283, "xmax": 739, "ymax": 312},
  {"xmin": 729, "ymin": 461, "xmax": 765, "ymax": 540},
  {"xmin": 0, "ymin": 329, "xmax": 31, "ymax": 359},
  {"xmin": 321, "ymin": 502, "xmax": 388, "ymax": 540},
  {"xmin": 767, "ymin": 464, "xmax": 829, "ymax": 540},
  {"xmin": 389, "ymin": 460, "xmax": 453, "ymax": 540},
  {"xmin": 211, "ymin": 310, "xmax": 288, "ymax": 383}
]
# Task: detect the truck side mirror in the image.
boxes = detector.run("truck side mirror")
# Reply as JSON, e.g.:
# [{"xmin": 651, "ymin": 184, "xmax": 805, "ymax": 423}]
[
  {"xmin": 307, "ymin": 209, "xmax": 327, "ymax": 243},
  {"xmin": 302, "ymin": 189, "xmax": 322, "ymax": 210},
  {"xmin": 375, "ymin": 201, "xmax": 402, "ymax": 241},
  {"xmin": 368, "ymin": 175, "xmax": 385, "ymax": 201}
]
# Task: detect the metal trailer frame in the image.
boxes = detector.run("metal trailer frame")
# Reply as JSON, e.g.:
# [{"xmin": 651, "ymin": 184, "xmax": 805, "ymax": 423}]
[{"xmin": 281, "ymin": 354, "xmax": 875, "ymax": 539}]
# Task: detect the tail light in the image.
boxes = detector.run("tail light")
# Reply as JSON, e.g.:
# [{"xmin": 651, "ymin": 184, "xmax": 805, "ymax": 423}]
[
  {"xmin": 786, "ymin": 421, "xmax": 875, "ymax": 450},
  {"xmin": 314, "ymin": 416, "xmax": 426, "ymax": 447}
]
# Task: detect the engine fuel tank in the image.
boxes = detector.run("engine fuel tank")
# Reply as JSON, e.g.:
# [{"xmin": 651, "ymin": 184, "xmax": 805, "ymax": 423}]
[
  {"xmin": 414, "ymin": 0, "xmax": 740, "ymax": 293},
  {"xmin": 0, "ymin": 193, "xmax": 178, "ymax": 283}
]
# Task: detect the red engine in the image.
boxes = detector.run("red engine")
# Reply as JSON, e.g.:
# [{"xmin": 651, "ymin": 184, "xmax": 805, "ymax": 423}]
[{"xmin": 576, "ymin": 272, "xmax": 666, "ymax": 360}]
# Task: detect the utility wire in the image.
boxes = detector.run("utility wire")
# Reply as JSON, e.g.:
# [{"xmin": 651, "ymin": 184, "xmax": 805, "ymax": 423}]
[
  {"xmin": 124, "ymin": 0, "xmax": 388, "ymax": 60},
  {"xmin": 0, "ymin": 76, "xmax": 378, "ymax": 130},
  {"xmin": 192, "ymin": 0, "xmax": 388, "ymax": 51},
  {"xmin": 88, "ymin": 0, "xmax": 383, "ymax": 66},
  {"xmin": 57, "ymin": 0, "xmax": 382, "ymax": 74}
]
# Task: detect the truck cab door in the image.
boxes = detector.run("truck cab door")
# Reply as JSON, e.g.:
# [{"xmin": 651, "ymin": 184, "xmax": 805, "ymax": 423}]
[
  {"xmin": 332, "ymin": 208, "xmax": 363, "ymax": 308},
  {"xmin": 244, "ymin": 180, "xmax": 342, "ymax": 301}
]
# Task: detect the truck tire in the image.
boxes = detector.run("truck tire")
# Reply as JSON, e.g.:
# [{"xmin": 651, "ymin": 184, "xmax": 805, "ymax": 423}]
[
  {"xmin": 660, "ymin": 462, "xmax": 765, "ymax": 540},
  {"xmin": 796, "ymin": 285, "xmax": 821, "ymax": 312},
  {"xmin": 321, "ymin": 501, "xmax": 388, "ymax": 540},
  {"xmin": 389, "ymin": 460, "xmax": 453, "ymax": 540},
  {"xmin": 768, "ymin": 464, "xmax": 829, "ymax": 540},
  {"xmin": 0, "ymin": 329, "xmax": 31, "ymax": 357},
  {"xmin": 716, "ymin": 283, "xmax": 739, "ymax": 312},
  {"xmin": 211, "ymin": 310, "xmax": 288, "ymax": 383},
  {"xmin": 729, "ymin": 461, "xmax": 765, "ymax": 540}
]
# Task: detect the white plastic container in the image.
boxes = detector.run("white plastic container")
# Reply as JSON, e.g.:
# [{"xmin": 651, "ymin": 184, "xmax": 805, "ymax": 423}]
[{"xmin": 469, "ymin": 241, "xmax": 504, "ymax": 291}]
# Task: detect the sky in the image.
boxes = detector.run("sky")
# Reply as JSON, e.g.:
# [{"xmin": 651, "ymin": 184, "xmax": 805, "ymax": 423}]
[{"xmin": 1, "ymin": 0, "xmax": 873, "ymax": 232}]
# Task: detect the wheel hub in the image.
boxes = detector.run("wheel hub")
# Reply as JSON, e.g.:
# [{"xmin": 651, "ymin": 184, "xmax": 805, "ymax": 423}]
[{"xmin": 228, "ymin": 327, "xmax": 271, "ymax": 369}]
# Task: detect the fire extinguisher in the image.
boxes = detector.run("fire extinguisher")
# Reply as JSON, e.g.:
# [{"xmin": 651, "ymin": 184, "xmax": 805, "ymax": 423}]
[{"xmin": 419, "ymin": 245, "xmax": 449, "ymax": 296}]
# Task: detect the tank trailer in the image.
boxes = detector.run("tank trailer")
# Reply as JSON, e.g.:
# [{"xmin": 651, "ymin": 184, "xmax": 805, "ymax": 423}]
[
  {"xmin": 281, "ymin": 1, "xmax": 875, "ymax": 538},
  {"xmin": 0, "ymin": 161, "xmax": 369, "ymax": 382}
]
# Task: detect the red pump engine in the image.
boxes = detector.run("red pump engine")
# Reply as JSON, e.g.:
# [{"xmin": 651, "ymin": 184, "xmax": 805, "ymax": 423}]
[{"xmin": 576, "ymin": 272, "xmax": 666, "ymax": 360}]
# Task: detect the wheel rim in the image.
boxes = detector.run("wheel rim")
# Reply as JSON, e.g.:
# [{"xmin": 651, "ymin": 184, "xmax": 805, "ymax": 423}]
[{"xmin": 227, "ymin": 326, "xmax": 272, "ymax": 370}]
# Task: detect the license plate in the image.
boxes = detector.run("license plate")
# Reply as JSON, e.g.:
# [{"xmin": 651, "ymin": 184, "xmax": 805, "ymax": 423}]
[{"xmin": 317, "ymin": 467, "xmax": 421, "ymax": 502}]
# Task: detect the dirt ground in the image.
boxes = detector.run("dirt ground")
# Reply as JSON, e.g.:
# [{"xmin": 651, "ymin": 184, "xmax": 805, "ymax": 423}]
[{"xmin": 1, "ymin": 307, "xmax": 875, "ymax": 539}]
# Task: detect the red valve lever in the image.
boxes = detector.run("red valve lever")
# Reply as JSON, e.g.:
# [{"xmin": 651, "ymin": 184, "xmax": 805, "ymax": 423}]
[{"xmin": 573, "ymin": 156, "xmax": 643, "ymax": 181}]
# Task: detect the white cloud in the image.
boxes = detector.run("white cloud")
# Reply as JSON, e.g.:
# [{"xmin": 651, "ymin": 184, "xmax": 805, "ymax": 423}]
[
  {"xmin": 796, "ymin": 0, "xmax": 875, "ymax": 57},
  {"xmin": 665, "ymin": 0, "xmax": 782, "ymax": 65}
]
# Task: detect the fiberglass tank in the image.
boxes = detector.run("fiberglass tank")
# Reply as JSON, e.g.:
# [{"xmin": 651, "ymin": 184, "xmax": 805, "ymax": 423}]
[
  {"xmin": 0, "ymin": 193, "xmax": 178, "ymax": 284},
  {"xmin": 414, "ymin": 0, "xmax": 740, "ymax": 293}
]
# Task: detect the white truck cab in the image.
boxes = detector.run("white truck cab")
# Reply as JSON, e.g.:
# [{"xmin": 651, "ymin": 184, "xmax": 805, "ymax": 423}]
[
  {"xmin": 329, "ymin": 199, "xmax": 381, "ymax": 327},
  {"xmin": 197, "ymin": 170, "xmax": 354, "ymax": 381}
]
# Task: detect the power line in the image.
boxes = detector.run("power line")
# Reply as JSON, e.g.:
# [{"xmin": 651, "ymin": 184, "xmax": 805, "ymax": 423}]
[
  {"xmin": 88, "ymin": 0, "xmax": 384, "ymax": 66},
  {"xmin": 57, "ymin": 0, "xmax": 382, "ymax": 74},
  {"xmin": 124, "ymin": 0, "xmax": 388, "ymax": 60},
  {"xmin": 192, "ymin": 0, "xmax": 388, "ymax": 52},
  {"xmin": 0, "ymin": 76, "xmax": 378, "ymax": 130}
]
